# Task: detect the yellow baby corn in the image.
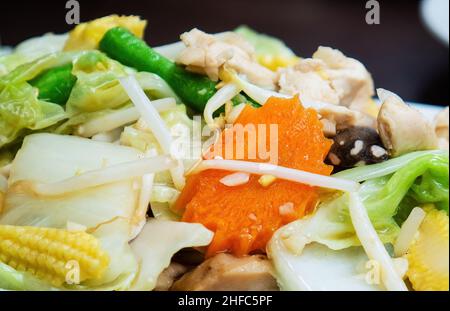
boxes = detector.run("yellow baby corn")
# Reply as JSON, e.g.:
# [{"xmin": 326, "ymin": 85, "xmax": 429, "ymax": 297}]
[
  {"xmin": 0, "ymin": 225, "xmax": 110, "ymax": 287},
  {"xmin": 406, "ymin": 209, "xmax": 449, "ymax": 291}
]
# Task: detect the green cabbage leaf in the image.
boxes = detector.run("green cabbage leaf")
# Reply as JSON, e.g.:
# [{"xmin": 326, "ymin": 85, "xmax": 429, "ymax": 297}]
[{"xmin": 277, "ymin": 151, "xmax": 449, "ymax": 251}]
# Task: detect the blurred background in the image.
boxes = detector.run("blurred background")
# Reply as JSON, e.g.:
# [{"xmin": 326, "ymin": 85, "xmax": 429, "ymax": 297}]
[{"xmin": 0, "ymin": 0, "xmax": 448, "ymax": 106}]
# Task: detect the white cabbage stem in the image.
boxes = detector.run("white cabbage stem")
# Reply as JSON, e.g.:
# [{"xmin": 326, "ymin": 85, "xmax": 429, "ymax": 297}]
[
  {"xmin": 33, "ymin": 156, "xmax": 176, "ymax": 196},
  {"xmin": 393, "ymin": 257, "xmax": 409, "ymax": 279},
  {"xmin": 120, "ymin": 75, "xmax": 185, "ymax": 190},
  {"xmin": 348, "ymin": 192, "xmax": 408, "ymax": 291},
  {"xmin": 334, "ymin": 150, "xmax": 445, "ymax": 182},
  {"xmin": 91, "ymin": 128, "xmax": 123, "ymax": 143},
  {"xmin": 192, "ymin": 159, "xmax": 360, "ymax": 192},
  {"xmin": 394, "ymin": 207, "xmax": 426, "ymax": 257},
  {"xmin": 136, "ymin": 149, "xmax": 158, "ymax": 222},
  {"xmin": 77, "ymin": 98, "xmax": 177, "ymax": 138},
  {"xmin": 204, "ymin": 83, "xmax": 241, "ymax": 127}
]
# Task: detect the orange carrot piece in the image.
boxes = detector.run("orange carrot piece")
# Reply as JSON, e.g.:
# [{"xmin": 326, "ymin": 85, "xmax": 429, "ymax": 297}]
[{"xmin": 177, "ymin": 96, "xmax": 333, "ymax": 257}]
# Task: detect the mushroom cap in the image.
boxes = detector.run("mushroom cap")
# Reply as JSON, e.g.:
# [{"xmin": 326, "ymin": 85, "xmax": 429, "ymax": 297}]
[{"xmin": 327, "ymin": 126, "xmax": 388, "ymax": 170}]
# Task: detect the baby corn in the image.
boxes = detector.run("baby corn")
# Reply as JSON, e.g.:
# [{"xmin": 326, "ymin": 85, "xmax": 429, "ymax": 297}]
[{"xmin": 0, "ymin": 225, "xmax": 109, "ymax": 287}]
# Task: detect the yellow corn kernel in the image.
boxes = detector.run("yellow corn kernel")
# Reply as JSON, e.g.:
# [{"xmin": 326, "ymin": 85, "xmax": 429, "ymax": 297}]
[
  {"xmin": 0, "ymin": 225, "xmax": 109, "ymax": 287},
  {"xmin": 258, "ymin": 175, "xmax": 277, "ymax": 187},
  {"xmin": 257, "ymin": 55, "xmax": 300, "ymax": 71},
  {"xmin": 406, "ymin": 209, "xmax": 449, "ymax": 291}
]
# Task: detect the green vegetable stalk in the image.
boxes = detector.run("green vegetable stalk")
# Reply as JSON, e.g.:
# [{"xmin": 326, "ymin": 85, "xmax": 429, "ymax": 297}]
[
  {"xmin": 29, "ymin": 64, "xmax": 77, "ymax": 106},
  {"xmin": 99, "ymin": 27, "xmax": 218, "ymax": 112}
]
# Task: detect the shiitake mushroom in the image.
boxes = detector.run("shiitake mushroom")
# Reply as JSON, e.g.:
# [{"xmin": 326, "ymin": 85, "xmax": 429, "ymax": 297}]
[{"xmin": 327, "ymin": 126, "xmax": 388, "ymax": 171}]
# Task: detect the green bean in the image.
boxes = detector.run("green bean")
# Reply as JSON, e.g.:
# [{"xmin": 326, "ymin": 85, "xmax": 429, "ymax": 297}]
[
  {"xmin": 29, "ymin": 64, "xmax": 77, "ymax": 106},
  {"xmin": 99, "ymin": 27, "xmax": 217, "ymax": 112}
]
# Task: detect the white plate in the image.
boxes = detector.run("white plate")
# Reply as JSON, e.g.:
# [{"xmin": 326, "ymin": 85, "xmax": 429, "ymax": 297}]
[{"xmin": 421, "ymin": 0, "xmax": 450, "ymax": 45}]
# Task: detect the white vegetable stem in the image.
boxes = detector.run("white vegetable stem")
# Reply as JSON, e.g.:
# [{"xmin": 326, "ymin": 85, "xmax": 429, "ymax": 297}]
[
  {"xmin": 136, "ymin": 149, "xmax": 158, "ymax": 222},
  {"xmin": 333, "ymin": 150, "xmax": 445, "ymax": 182},
  {"xmin": 192, "ymin": 159, "xmax": 360, "ymax": 192},
  {"xmin": 91, "ymin": 128, "xmax": 123, "ymax": 143},
  {"xmin": 78, "ymin": 98, "xmax": 177, "ymax": 138},
  {"xmin": 33, "ymin": 156, "xmax": 176, "ymax": 196},
  {"xmin": 394, "ymin": 207, "xmax": 426, "ymax": 257},
  {"xmin": 204, "ymin": 83, "xmax": 241, "ymax": 127},
  {"xmin": 231, "ymin": 73, "xmax": 290, "ymax": 105},
  {"xmin": 120, "ymin": 75, "xmax": 185, "ymax": 190},
  {"xmin": 226, "ymin": 103, "xmax": 246, "ymax": 124},
  {"xmin": 348, "ymin": 192, "xmax": 408, "ymax": 291}
]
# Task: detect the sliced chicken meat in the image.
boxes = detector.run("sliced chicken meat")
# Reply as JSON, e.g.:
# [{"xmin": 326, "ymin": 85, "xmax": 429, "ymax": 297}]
[
  {"xmin": 377, "ymin": 89, "xmax": 438, "ymax": 157},
  {"xmin": 171, "ymin": 253, "xmax": 279, "ymax": 291},
  {"xmin": 154, "ymin": 263, "xmax": 189, "ymax": 291},
  {"xmin": 317, "ymin": 103, "xmax": 376, "ymax": 137},
  {"xmin": 177, "ymin": 28, "xmax": 277, "ymax": 89},
  {"xmin": 435, "ymin": 107, "xmax": 449, "ymax": 151},
  {"xmin": 278, "ymin": 46, "xmax": 375, "ymax": 113}
]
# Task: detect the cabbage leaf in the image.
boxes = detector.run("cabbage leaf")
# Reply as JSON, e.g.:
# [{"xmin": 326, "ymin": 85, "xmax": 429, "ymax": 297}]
[
  {"xmin": 0, "ymin": 53, "xmax": 76, "ymax": 148},
  {"xmin": 0, "ymin": 262, "xmax": 57, "ymax": 291},
  {"xmin": 0, "ymin": 134, "xmax": 145, "ymax": 290},
  {"xmin": 277, "ymin": 152, "xmax": 449, "ymax": 251},
  {"xmin": 120, "ymin": 104, "xmax": 199, "ymax": 214},
  {"xmin": 1, "ymin": 49, "xmax": 178, "ymax": 148},
  {"xmin": 268, "ymin": 241, "xmax": 383, "ymax": 291},
  {"xmin": 57, "ymin": 51, "xmax": 178, "ymax": 135},
  {"xmin": 129, "ymin": 219, "xmax": 213, "ymax": 291},
  {"xmin": 0, "ymin": 33, "xmax": 68, "ymax": 76},
  {"xmin": 268, "ymin": 153, "xmax": 448, "ymax": 291}
]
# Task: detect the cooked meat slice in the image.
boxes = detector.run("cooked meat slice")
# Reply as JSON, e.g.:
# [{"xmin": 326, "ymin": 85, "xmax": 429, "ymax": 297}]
[
  {"xmin": 171, "ymin": 253, "xmax": 279, "ymax": 291},
  {"xmin": 313, "ymin": 47, "xmax": 375, "ymax": 111},
  {"xmin": 278, "ymin": 60, "xmax": 340, "ymax": 106},
  {"xmin": 177, "ymin": 29, "xmax": 277, "ymax": 89},
  {"xmin": 278, "ymin": 46, "xmax": 375, "ymax": 113},
  {"xmin": 317, "ymin": 103, "xmax": 376, "ymax": 137},
  {"xmin": 377, "ymin": 89, "xmax": 438, "ymax": 157},
  {"xmin": 154, "ymin": 263, "xmax": 188, "ymax": 291},
  {"xmin": 435, "ymin": 107, "xmax": 449, "ymax": 150}
]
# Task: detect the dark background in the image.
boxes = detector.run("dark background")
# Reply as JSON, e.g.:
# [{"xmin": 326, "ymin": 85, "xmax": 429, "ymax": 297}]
[{"xmin": 0, "ymin": 0, "xmax": 448, "ymax": 106}]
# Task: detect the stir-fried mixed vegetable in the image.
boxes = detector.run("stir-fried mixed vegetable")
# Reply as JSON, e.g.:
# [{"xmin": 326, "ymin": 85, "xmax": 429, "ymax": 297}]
[{"xmin": 0, "ymin": 15, "xmax": 448, "ymax": 291}]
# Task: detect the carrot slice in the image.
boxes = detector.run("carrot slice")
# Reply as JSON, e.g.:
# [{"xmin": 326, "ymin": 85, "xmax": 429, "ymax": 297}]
[{"xmin": 177, "ymin": 96, "xmax": 333, "ymax": 257}]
